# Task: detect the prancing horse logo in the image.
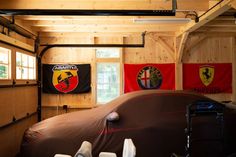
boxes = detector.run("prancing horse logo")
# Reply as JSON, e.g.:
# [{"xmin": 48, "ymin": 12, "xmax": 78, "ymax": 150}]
[
  {"xmin": 52, "ymin": 65, "xmax": 79, "ymax": 93},
  {"xmin": 199, "ymin": 65, "xmax": 214, "ymax": 86}
]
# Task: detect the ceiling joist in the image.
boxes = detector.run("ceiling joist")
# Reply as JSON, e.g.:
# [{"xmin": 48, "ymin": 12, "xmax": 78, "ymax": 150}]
[
  {"xmin": 0, "ymin": 0, "xmax": 208, "ymax": 11},
  {"xmin": 176, "ymin": 0, "xmax": 236, "ymax": 37}
]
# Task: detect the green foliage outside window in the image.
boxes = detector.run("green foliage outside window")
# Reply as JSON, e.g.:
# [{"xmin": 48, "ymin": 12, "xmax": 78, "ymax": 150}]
[{"xmin": 0, "ymin": 65, "xmax": 7, "ymax": 79}]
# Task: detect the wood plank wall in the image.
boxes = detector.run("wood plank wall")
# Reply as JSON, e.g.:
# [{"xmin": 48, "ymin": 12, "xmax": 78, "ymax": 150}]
[
  {"xmin": 40, "ymin": 31, "xmax": 234, "ymax": 119},
  {"xmin": 0, "ymin": 33, "xmax": 38, "ymax": 157},
  {"xmin": 182, "ymin": 33, "xmax": 233, "ymax": 101}
]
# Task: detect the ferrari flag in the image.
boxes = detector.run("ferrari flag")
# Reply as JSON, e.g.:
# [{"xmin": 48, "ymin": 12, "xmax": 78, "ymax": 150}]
[
  {"xmin": 183, "ymin": 63, "xmax": 232, "ymax": 93},
  {"xmin": 124, "ymin": 64, "xmax": 175, "ymax": 93},
  {"xmin": 43, "ymin": 64, "xmax": 91, "ymax": 94}
]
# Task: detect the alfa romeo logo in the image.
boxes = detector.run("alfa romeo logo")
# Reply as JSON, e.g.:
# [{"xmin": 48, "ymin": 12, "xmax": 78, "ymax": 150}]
[
  {"xmin": 52, "ymin": 65, "xmax": 79, "ymax": 93},
  {"xmin": 137, "ymin": 66, "xmax": 162, "ymax": 89}
]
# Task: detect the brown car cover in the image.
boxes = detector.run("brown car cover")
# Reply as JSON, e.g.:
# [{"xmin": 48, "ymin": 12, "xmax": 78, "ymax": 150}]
[{"xmin": 18, "ymin": 90, "xmax": 236, "ymax": 157}]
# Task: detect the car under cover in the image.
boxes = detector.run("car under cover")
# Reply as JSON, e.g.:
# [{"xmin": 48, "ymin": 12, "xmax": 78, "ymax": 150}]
[{"xmin": 18, "ymin": 90, "xmax": 236, "ymax": 157}]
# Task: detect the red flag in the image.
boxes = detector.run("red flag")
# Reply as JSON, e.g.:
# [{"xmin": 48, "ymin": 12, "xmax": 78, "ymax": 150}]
[
  {"xmin": 183, "ymin": 63, "xmax": 232, "ymax": 93},
  {"xmin": 124, "ymin": 64, "xmax": 175, "ymax": 93}
]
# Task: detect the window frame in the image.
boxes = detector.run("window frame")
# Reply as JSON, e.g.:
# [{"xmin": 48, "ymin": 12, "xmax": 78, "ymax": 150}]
[
  {"xmin": 0, "ymin": 45, "xmax": 11, "ymax": 81},
  {"xmin": 16, "ymin": 51, "xmax": 36, "ymax": 81},
  {"xmin": 95, "ymin": 48, "xmax": 123, "ymax": 105}
]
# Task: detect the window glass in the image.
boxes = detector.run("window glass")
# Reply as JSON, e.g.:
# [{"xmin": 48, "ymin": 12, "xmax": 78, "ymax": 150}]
[
  {"xmin": 16, "ymin": 67, "xmax": 21, "ymax": 79},
  {"xmin": 0, "ymin": 64, "xmax": 8, "ymax": 79},
  {"xmin": 22, "ymin": 68, "xmax": 28, "ymax": 79},
  {"xmin": 28, "ymin": 56, "xmax": 35, "ymax": 68},
  {"xmin": 0, "ymin": 51, "xmax": 8, "ymax": 64},
  {"xmin": 29, "ymin": 68, "xmax": 35, "ymax": 79},
  {"xmin": 96, "ymin": 63, "xmax": 120, "ymax": 104},
  {"xmin": 22, "ymin": 54, "xmax": 28, "ymax": 67},
  {"xmin": 96, "ymin": 48, "xmax": 120, "ymax": 58},
  {"xmin": 0, "ymin": 47, "xmax": 11, "ymax": 79},
  {"xmin": 16, "ymin": 52, "xmax": 21, "ymax": 66},
  {"xmin": 16, "ymin": 52, "xmax": 36, "ymax": 80}
]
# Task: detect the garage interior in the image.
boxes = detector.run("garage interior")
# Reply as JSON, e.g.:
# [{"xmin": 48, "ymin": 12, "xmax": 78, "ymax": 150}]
[{"xmin": 0, "ymin": 0, "xmax": 236, "ymax": 157}]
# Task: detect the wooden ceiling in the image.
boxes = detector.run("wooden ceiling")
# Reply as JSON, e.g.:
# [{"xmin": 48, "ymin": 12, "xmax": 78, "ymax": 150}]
[{"xmin": 1, "ymin": 0, "xmax": 236, "ymax": 36}]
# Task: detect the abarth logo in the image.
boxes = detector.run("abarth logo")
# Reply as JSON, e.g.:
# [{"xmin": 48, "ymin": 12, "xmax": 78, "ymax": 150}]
[{"xmin": 52, "ymin": 65, "xmax": 79, "ymax": 93}]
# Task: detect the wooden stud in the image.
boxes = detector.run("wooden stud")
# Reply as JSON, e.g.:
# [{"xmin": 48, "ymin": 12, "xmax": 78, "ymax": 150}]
[{"xmin": 232, "ymin": 37, "xmax": 236, "ymax": 103}]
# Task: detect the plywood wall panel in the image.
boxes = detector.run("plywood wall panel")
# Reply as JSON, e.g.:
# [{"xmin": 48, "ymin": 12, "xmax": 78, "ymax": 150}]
[
  {"xmin": 0, "ymin": 86, "xmax": 37, "ymax": 126},
  {"xmin": 0, "ymin": 89, "xmax": 14, "ymax": 126},
  {"xmin": 0, "ymin": 125, "xmax": 15, "ymax": 157},
  {"xmin": 0, "ymin": 115, "xmax": 37, "ymax": 157},
  {"xmin": 13, "ymin": 87, "xmax": 38, "ymax": 119}
]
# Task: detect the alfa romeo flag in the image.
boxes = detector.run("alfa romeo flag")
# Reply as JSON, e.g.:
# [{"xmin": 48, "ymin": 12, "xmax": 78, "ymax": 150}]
[
  {"xmin": 43, "ymin": 64, "xmax": 91, "ymax": 94},
  {"xmin": 124, "ymin": 64, "xmax": 175, "ymax": 93},
  {"xmin": 183, "ymin": 63, "xmax": 232, "ymax": 93}
]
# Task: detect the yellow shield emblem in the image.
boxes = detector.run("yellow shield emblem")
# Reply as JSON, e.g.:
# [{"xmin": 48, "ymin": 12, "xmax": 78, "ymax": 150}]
[
  {"xmin": 52, "ymin": 65, "xmax": 79, "ymax": 93},
  {"xmin": 199, "ymin": 65, "xmax": 214, "ymax": 86}
]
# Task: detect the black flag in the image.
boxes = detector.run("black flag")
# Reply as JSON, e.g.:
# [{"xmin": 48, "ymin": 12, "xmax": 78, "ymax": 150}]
[{"xmin": 43, "ymin": 64, "xmax": 91, "ymax": 94}]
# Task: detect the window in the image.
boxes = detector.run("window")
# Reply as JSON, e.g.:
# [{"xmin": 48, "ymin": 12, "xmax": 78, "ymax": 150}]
[
  {"xmin": 97, "ymin": 63, "xmax": 120, "ymax": 103},
  {"xmin": 0, "ymin": 47, "xmax": 11, "ymax": 79},
  {"xmin": 96, "ymin": 49, "xmax": 121, "ymax": 104},
  {"xmin": 16, "ymin": 52, "xmax": 36, "ymax": 80},
  {"xmin": 96, "ymin": 48, "xmax": 120, "ymax": 58}
]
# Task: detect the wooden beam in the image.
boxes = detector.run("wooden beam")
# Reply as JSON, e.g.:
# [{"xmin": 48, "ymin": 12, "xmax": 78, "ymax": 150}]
[
  {"xmin": 32, "ymin": 25, "xmax": 180, "ymax": 33},
  {"xmin": 14, "ymin": 19, "xmax": 37, "ymax": 36},
  {"xmin": 0, "ymin": 33, "xmax": 34, "ymax": 52},
  {"xmin": 215, "ymin": 16, "xmax": 235, "ymax": 20},
  {"xmin": 175, "ymin": 36, "xmax": 182, "ymax": 90},
  {"xmin": 176, "ymin": 0, "xmax": 236, "ymax": 37},
  {"xmin": 196, "ymin": 26, "xmax": 236, "ymax": 32},
  {"xmin": 157, "ymin": 37, "xmax": 175, "ymax": 60},
  {"xmin": 229, "ymin": 0, "xmax": 236, "ymax": 9},
  {"xmin": 205, "ymin": 20, "xmax": 236, "ymax": 27},
  {"xmin": 20, "ymin": 19, "xmax": 186, "ymax": 26},
  {"xmin": 185, "ymin": 34, "xmax": 207, "ymax": 52},
  {"xmin": 177, "ymin": 32, "xmax": 189, "ymax": 63},
  {"xmin": 39, "ymin": 32, "xmax": 176, "ymax": 38},
  {"xmin": 0, "ymin": 0, "xmax": 208, "ymax": 10},
  {"xmin": 194, "ymin": 32, "xmax": 236, "ymax": 37}
]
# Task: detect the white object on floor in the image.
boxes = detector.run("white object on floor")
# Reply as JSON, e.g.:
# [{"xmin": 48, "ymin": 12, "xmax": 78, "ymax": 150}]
[
  {"xmin": 74, "ymin": 141, "xmax": 93, "ymax": 157},
  {"xmin": 122, "ymin": 139, "xmax": 136, "ymax": 157},
  {"xmin": 99, "ymin": 152, "xmax": 117, "ymax": 157}
]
